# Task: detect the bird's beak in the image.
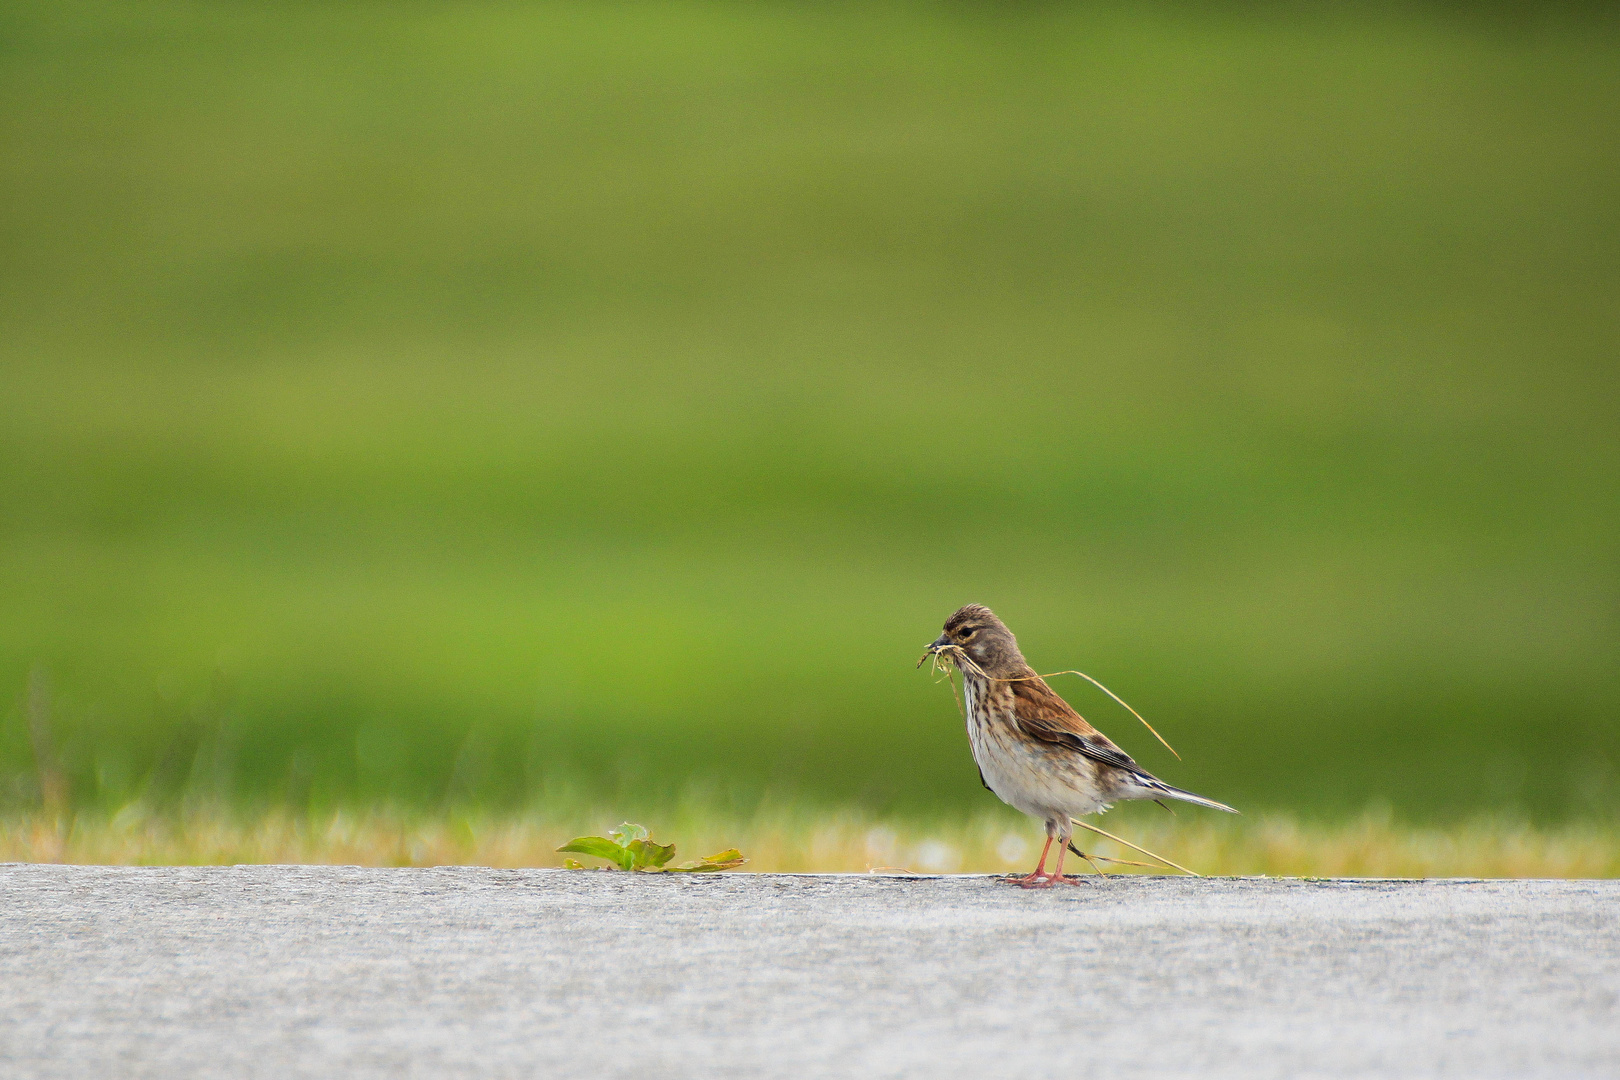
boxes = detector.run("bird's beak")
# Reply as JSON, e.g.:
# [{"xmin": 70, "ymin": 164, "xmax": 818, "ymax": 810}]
[{"xmin": 927, "ymin": 633, "xmax": 950, "ymax": 653}]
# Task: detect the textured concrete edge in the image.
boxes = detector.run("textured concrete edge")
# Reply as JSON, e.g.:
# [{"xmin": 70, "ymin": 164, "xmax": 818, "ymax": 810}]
[{"xmin": 5, "ymin": 863, "xmax": 1614, "ymax": 883}]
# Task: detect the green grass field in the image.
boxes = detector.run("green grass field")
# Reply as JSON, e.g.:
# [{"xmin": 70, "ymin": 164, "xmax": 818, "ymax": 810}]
[
  {"xmin": 2, "ymin": 1, "xmax": 1617, "ymax": 834},
  {"xmin": 7, "ymin": 805, "xmax": 1618, "ymax": 879}
]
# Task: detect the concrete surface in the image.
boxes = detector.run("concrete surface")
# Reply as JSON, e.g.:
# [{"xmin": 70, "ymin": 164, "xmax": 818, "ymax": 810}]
[{"xmin": 0, "ymin": 866, "xmax": 1615, "ymax": 1079}]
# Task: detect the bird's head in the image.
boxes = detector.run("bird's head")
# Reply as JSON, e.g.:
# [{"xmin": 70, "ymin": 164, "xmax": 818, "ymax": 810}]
[{"xmin": 927, "ymin": 604, "xmax": 1023, "ymax": 677}]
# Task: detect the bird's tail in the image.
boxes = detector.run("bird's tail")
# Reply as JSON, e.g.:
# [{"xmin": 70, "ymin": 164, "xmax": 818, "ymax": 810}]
[{"xmin": 1136, "ymin": 778, "xmax": 1238, "ymax": 814}]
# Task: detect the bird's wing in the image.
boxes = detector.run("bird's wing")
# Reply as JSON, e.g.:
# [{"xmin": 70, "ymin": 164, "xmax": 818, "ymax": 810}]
[{"xmin": 1009, "ymin": 677, "xmax": 1144, "ymax": 774}]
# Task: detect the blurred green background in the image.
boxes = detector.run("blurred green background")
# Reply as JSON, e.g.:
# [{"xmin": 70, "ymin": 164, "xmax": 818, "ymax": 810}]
[{"xmin": 2, "ymin": 0, "xmax": 1616, "ymax": 822}]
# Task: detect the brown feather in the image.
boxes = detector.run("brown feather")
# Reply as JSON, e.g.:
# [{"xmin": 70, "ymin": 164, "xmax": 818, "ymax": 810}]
[
  {"xmin": 1008, "ymin": 675, "xmax": 1096, "ymax": 738},
  {"xmin": 1009, "ymin": 676, "xmax": 1145, "ymax": 775}
]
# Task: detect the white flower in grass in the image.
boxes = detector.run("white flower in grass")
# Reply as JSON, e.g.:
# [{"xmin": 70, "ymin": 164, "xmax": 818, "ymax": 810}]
[
  {"xmin": 914, "ymin": 839, "xmax": 960, "ymax": 873},
  {"xmin": 864, "ymin": 826, "xmax": 898, "ymax": 865},
  {"xmin": 997, "ymin": 831, "xmax": 1029, "ymax": 865}
]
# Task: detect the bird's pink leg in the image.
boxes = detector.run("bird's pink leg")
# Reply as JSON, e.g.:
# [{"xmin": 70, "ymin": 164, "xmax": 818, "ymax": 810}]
[
  {"xmin": 1014, "ymin": 836, "xmax": 1055, "ymax": 888},
  {"xmin": 1047, "ymin": 839, "xmax": 1084, "ymax": 886}
]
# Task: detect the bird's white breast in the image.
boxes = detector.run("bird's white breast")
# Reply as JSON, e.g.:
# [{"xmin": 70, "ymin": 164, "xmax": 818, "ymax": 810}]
[{"xmin": 962, "ymin": 674, "xmax": 1110, "ymax": 825}]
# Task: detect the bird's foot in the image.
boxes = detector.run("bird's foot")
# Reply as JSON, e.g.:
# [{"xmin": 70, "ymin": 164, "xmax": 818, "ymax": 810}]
[
  {"xmin": 1046, "ymin": 873, "xmax": 1088, "ymax": 887},
  {"xmin": 1012, "ymin": 871, "xmax": 1053, "ymax": 889}
]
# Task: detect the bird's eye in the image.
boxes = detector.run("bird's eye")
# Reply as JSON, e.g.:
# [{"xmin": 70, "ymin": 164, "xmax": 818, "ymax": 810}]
[{"xmin": 960, "ymin": 628, "xmax": 976, "ymax": 639}]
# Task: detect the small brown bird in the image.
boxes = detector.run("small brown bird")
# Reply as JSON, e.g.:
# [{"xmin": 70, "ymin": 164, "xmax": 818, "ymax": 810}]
[{"xmin": 925, "ymin": 604, "xmax": 1236, "ymax": 888}]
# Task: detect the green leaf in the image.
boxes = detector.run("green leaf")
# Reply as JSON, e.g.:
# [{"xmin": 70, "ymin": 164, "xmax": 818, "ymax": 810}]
[
  {"xmin": 560, "ymin": 826, "xmax": 737, "ymax": 873},
  {"xmin": 556, "ymin": 836, "xmax": 624, "ymax": 860},
  {"xmin": 607, "ymin": 822, "xmax": 649, "ymax": 848},
  {"xmin": 665, "ymin": 848, "xmax": 747, "ymax": 873},
  {"xmin": 627, "ymin": 838, "xmax": 678, "ymax": 869},
  {"xmin": 557, "ymin": 835, "xmax": 634, "ymax": 871},
  {"xmin": 562, "ymin": 858, "xmax": 586, "ymax": 870}
]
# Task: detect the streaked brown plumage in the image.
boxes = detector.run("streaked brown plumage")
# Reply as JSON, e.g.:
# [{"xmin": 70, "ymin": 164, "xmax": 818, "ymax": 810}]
[{"xmin": 925, "ymin": 603, "xmax": 1236, "ymax": 887}]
